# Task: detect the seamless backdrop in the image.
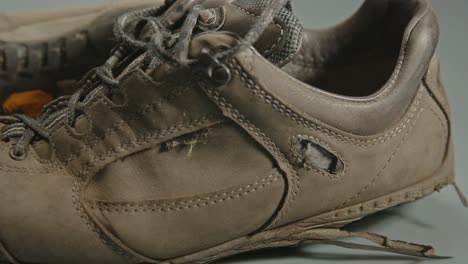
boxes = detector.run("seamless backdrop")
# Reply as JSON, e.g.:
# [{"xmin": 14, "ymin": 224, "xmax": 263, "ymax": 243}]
[{"xmin": 1, "ymin": 1, "xmax": 467, "ymax": 264}]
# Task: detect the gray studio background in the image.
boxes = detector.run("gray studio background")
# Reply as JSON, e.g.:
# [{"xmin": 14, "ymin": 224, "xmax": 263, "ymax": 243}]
[{"xmin": 1, "ymin": 0, "xmax": 467, "ymax": 263}]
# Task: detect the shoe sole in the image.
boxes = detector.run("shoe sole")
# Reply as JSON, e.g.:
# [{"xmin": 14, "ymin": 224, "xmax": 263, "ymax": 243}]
[
  {"xmin": 163, "ymin": 146, "xmax": 455, "ymax": 263},
  {"xmin": 0, "ymin": 0, "xmax": 158, "ymax": 106}
]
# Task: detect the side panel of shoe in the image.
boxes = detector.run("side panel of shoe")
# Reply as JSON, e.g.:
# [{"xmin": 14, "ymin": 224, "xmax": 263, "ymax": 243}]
[
  {"xmin": 41, "ymin": 69, "xmax": 283, "ymax": 260},
  {"xmin": 0, "ymin": 145, "xmax": 128, "ymax": 263},
  {"xmin": 425, "ymin": 55, "xmax": 452, "ymax": 118},
  {"xmin": 71, "ymin": 0, "xmax": 453, "ymax": 260},
  {"xmin": 201, "ymin": 0, "xmax": 453, "ymax": 228}
]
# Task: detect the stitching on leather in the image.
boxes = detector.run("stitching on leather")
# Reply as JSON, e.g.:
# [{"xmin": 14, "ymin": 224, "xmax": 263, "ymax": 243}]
[
  {"xmin": 93, "ymin": 172, "xmax": 279, "ymax": 209},
  {"xmin": 229, "ymin": 60, "xmax": 424, "ymax": 147},
  {"xmin": 0, "ymin": 145, "xmax": 59, "ymax": 174},
  {"xmin": 336, "ymin": 107, "xmax": 426, "ymax": 209},
  {"xmin": 289, "ymin": 135, "xmax": 347, "ymax": 179},
  {"xmin": 240, "ymin": 6, "xmax": 428, "ymax": 108},
  {"xmin": 72, "ymin": 179, "xmax": 107, "ymax": 245},
  {"xmin": 0, "ymin": 140, "xmax": 61, "ymax": 173},
  {"xmin": 30, "ymin": 142, "xmax": 63, "ymax": 168},
  {"xmin": 231, "ymin": 4, "xmax": 284, "ymax": 55},
  {"xmin": 0, "ymin": 162, "xmax": 56, "ymax": 173},
  {"xmin": 88, "ymin": 170, "xmax": 281, "ymax": 213},
  {"xmin": 202, "ymin": 84, "xmax": 299, "ymax": 228},
  {"xmin": 77, "ymin": 115, "xmax": 220, "ymax": 177},
  {"xmin": 332, "ymin": 182, "xmax": 445, "ymax": 220},
  {"xmin": 62, "ymin": 73, "xmax": 190, "ymax": 165},
  {"xmin": 63, "ymin": 112, "xmax": 95, "ymax": 141},
  {"xmin": 65, "ymin": 69, "xmax": 188, "ymax": 159},
  {"xmin": 46, "ymin": 70, "xmax": 139, "ymax": 136},
  {"xmin": 314, "ymin": 171, "xmax": 450, "ymax": 223},
  {"xmin": 72, "ymin": 179, "xmax": 139, "ymax": 262},
  {"xmin": 427, "ymin": 106, "xmax": 448, "ymax": 141}
]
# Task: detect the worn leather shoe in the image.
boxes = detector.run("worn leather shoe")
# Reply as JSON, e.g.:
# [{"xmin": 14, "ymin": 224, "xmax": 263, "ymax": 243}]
[{"xmin": 0, "ymin": 0, "xmax": 464, "ymax": 263}]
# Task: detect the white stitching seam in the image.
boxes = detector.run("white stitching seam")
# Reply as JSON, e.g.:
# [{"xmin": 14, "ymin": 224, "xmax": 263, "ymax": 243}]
[
  {"xmin": 88, "ymin": 170, "xmax": 281, "ymax": 213},
  {"xmin": 336, "ymin": 107, "xmax": 425, "ymax": 209},
  {"xmin": 229, "ymin": 60, "xmax": 424, "ymax": 147},
  {"xmin": 200, "ymin": 81, "xmax": 300, "ymax": 228}
]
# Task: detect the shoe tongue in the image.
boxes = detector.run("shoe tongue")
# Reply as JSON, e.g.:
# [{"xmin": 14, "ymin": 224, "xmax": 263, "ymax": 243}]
[
  {"xmin": 140, "ymin": 0, "xmax": 303, "ymax": 66},
  {"xmin": 217, "ymin": 0, "xmax": 303, "ymax": 66}
]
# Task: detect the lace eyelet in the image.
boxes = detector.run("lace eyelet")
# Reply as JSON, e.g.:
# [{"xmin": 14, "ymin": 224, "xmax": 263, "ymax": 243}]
[
  {"xmin": 199, "ymin": 9, "xmax": 217, "ymax": 25},
  {"xmin": 198, "ymin": 49, "xmax": 232, "ymax": 86},
  {"xmin": 208, "ymin": 63, "xmax": 231, "ymax": 85},
  {"xmin": 9, "ymin": 147, "xmax": 27, "ymax": 161}
]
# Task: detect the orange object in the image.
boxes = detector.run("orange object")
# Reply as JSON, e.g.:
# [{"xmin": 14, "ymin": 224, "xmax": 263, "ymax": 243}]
[{"xmin": 2, "ymin": 90, "xmax": 54, "ymax": 117}]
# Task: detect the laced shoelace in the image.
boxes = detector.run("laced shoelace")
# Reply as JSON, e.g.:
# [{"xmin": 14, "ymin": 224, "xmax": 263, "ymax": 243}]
[{"xmin": 0, "ymin": 0, "xmax": 289, "ymax": 160}]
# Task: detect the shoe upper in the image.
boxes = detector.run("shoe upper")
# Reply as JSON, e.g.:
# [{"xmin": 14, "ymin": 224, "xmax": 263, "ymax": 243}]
[{"xmin": 0, "ymin": 0, "xmax": 453, "ymax": 263}]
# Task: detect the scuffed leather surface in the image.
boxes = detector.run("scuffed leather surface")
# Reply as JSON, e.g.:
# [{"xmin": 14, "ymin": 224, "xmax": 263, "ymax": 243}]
[
  {"xmin": 85, "ymin": 123, "xmax": 276, "ymax": 201},
  {"xmin": 205, "ymin": 52, "xmax": 448, "ymax": 228},
  {"xmin": 86, "ymin": 169, "xmax": 284, "ymax": 259},
  {"xmin": 192, "ymin": 0, "xmax": 449, "ymax": 229},
  {"xmin": 0, "ymin": 0, "xmax": 454, "ymax": 263},
  {"xmin": 0, "ymin": 142, "xmax": 126, "ymax": 264},
  {"xmin": 47, "ymin": 67, "xmax": 284, "ymax": 260}
]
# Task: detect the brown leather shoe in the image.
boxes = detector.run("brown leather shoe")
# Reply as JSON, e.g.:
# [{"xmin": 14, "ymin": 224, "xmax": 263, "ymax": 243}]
[
  {"xmin": 0, "ymin": 0, "xmax": 161, "ymax": 116},
  {"xmin": 0, "ymin": 0, "xmax": 464, "ymax": 263}
]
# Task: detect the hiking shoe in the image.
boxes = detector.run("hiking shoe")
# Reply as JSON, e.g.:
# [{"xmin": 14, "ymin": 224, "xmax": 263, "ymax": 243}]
[
  {"xmin": 0, "ymin": 0, "xmax": 160, "ymax": 116},
  {"xmin": 0, "ymin": 0, "xmax": 464, "ymax": 263}
]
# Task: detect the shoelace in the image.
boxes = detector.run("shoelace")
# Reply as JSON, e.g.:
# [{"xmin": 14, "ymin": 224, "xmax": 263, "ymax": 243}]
[{"xmin": 0, "ymin": 0, "xmax": 289, "ymax": 159}]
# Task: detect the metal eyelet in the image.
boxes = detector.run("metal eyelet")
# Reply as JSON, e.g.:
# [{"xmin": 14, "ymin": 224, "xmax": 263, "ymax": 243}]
[
  {"xmin": 199, "ymin": 9, "xmax": 217, "ymax": 25},
  {"xmin": 199, "ymin": 48, "xmax": 232, "ymax": 86},
  {"xmin": 9, "ymin": 147, "xmax": 27, "ymax": 161},
  {"xmin": 208, "ymin": 63, "xmax": 231, "ymax": 85}
]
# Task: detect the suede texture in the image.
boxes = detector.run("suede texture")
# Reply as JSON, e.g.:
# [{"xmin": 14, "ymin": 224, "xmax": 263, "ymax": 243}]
[{"xmin": 0, "ymin": 0, "xmax": 455, "ymax": 263}]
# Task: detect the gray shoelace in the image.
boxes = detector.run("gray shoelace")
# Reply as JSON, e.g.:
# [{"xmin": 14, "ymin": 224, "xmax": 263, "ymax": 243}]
[{"xmin": 0, "ymin": 0, "xmax": 289, "ymax": 159}]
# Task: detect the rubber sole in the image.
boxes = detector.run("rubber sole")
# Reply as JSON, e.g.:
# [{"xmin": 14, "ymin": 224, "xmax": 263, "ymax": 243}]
[{"xmin": 161, "ymin": 150, "xmax": 455, "ymax": 264}]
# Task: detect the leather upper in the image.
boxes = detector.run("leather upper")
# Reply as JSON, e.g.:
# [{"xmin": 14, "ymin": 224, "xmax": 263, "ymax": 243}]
[{"xmin": 0, "ymin": 0, "xmax": 453, "ymax": 263}]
